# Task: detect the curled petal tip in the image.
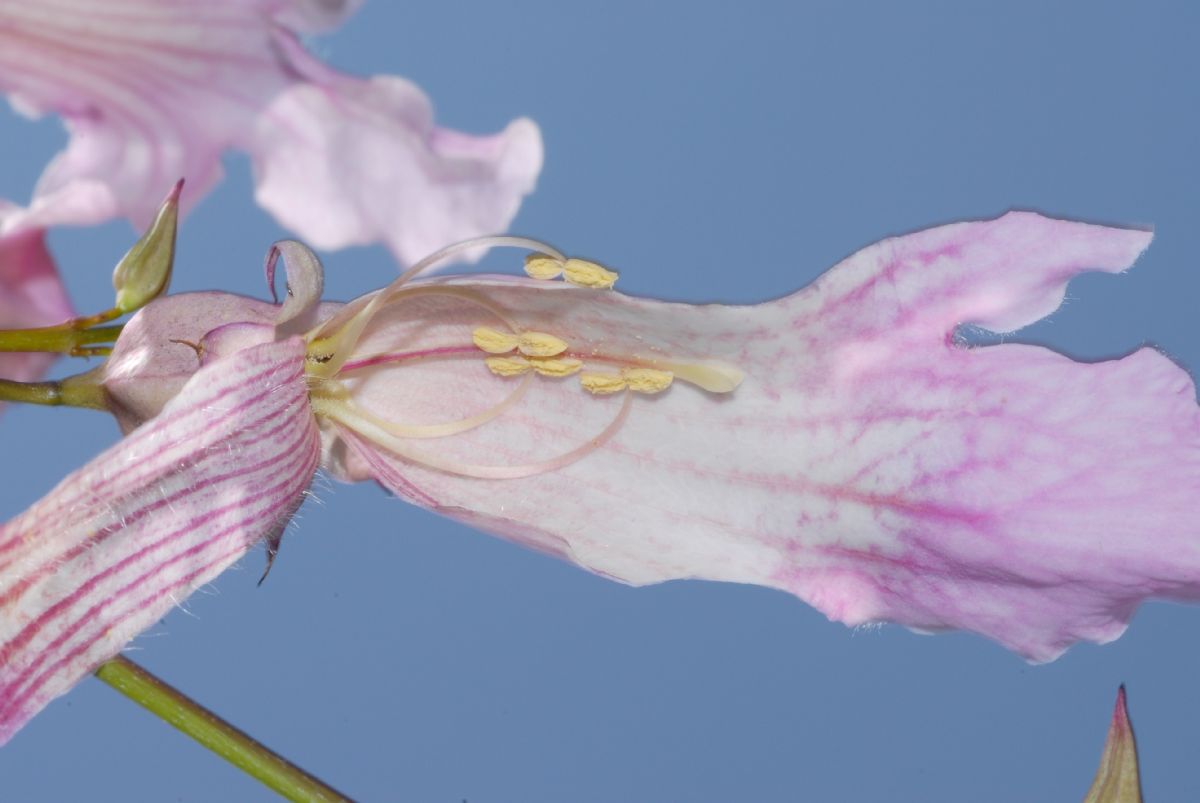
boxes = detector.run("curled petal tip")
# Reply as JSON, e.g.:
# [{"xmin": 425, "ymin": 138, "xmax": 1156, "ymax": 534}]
[{"xmin": 263, "ymin": 240, "xmax": 325, "ymax": 331}]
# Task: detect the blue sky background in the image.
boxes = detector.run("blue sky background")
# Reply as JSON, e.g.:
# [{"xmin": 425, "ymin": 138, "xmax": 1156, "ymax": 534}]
[{"xmin": 2, "ymin": 2, "xmax": 1200, "ymax": 800}]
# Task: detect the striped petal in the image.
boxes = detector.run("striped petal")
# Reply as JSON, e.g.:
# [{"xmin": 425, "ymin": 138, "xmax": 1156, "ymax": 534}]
[
  {"xmin": 319, "ymin": 212, "xmax": 1200, "ymax": 661},
  {"xmin": 0, "ymin": 337, "xmax": 318, "ymax": 744},
  {"xmin": 0, "ymin": 0, "xmax": 541, "ymax": 263}
]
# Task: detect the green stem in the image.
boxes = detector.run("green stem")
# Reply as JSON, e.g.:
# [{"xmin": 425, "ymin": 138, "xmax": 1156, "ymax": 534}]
[
  {"xmin": 95, "ymin": 656, "xmax": 352, "ymax": 803},
  {"xmin": 0, "ymin": 323, "xmax": 124, "ymax": 353},
  {"xmin": 0, "ymin": 374, "xmax": 108, "ymax": 409}
]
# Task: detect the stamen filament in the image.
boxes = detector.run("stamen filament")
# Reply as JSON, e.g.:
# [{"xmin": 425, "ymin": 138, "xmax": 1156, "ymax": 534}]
[
  {"xmin": 338, "ymin": 345, "xmax": 480, "ymax": 374},
  {"xmin": 315, "ymin": 373, "xmax": 534, "ymax": 439},
  {"xmin": 309, "ymin": 240, "xmax": 560, "ymax": 351},
  {"xmin": 564, "ymin": 350, "xmax": 743, "ymax": 393},
  {"xmin": 399, "ymin": 236, "xmax": 565, "ymax": 286},
  {"xmin": 310, "ymin": 286, "xmax": 521, "ymax": 377},
  {"xmin": 317, "ymin": 392, "xmax": 633, "ymax": 480}
]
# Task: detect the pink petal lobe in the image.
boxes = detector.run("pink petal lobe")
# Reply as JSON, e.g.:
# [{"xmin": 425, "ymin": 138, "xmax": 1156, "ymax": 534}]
[
  {"xmin": 250, "ymin": 70, "xmax": 543, "ymax": 265},
  {"xmin": 0, "ymin": 338, "xmax": 318, "ymax": 744},
  {"xmin": 325, "ymin": 213, "xmax": 1195, "ymax": 661},
  {"xmin": 806, "ymin": 210, "xmax": 1152, "ymax": 339},
  {"xmin": 0, "ymin": 225, "xmax": 73, "ymax": 384},
  {"xmin": 0, "ymin": 1, "xmax": 541, "ymax": 259}
]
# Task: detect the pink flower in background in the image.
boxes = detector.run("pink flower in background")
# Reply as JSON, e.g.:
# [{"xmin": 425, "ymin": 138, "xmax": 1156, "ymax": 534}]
[
  {"xmin": 0, "ymin": 223, "xmax": 73, "ymax": 383},
  {"xmin": 4, "ymin": 212, "xmax": 1199, "ymax": 742},
  {"xmin": 0, "ymin": 0, "xmax": 541, "ymax": 258},
  {"xmin": 0, "ymin": 0, "xmax": 542, "ymax": 377}
]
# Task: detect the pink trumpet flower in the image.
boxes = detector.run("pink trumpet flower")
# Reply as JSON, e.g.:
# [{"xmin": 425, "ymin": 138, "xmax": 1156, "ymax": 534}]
[
  {"xmin": 0, "ymin": 0, "xmax": 542, "ymax": 262},
  {"xmin": 0, "ymin": 0, "xmax": 541, "ymax": 381},
  {"xmin": 3, "ymin": 212, "xmax": 1196, "ymax": 744}
]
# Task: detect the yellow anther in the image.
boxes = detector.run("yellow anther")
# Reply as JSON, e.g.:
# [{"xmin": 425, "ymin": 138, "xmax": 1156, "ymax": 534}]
[
  {"xmin": 668, "ymin": 361, "xmax": 744, "ymax": 393},
  {"xmin": 562, "ymin": 258, "xmax": 618, "ymax": 289},
  {"xmin": 517, "ymin": 331, "xmax": 569, "ymax": 357},
  {"xmin": 472, "ymin": 326, "xmax": 519, "ymax": 354},
  {"xmin": 530, "ymin": 357, "xmax": 583, "ymax": 377},
  {"xmin": 306, "ymin": 336, "xmax": 337, "ymax": 364},
  {"xmin": 622, "ymin": 368, "xmax": 674, "ymax": 394},
  {"xmin": 484, "ymin": 356, "xmax": 532, "ymax": 377},
  {"xmin": 524, "ymin": 253, "xmax": 564, "ymax": 280},
  {"xmin": 580, "ymin": 372, "xmax": 627, "ymax": 395}
]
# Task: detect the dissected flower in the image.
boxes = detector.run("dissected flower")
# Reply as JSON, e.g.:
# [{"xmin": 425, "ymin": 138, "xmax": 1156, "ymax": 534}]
[{"xmin": 3, "ymin": 211, "xmax": 1196, "ymax": 743}]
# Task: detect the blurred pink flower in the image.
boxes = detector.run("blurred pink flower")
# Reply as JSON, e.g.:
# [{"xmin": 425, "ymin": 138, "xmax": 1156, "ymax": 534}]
[
  {"xmin": 0, "ymin": 220, "xmax": 73, "ymax": 383},
  {"xmin": 0, "ymin": 0, "xmax": 542, "ymax": 381},
  {"xmin": 4, "ymin": 212, "xmax": 1196, "ymax": 743},
  {"xmin": 0, "ymin": 0, "xmax": 542, "ymax": 261}
]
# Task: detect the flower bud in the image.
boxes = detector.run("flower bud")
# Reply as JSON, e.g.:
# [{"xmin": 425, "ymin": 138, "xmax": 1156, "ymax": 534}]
[{"xmin": 112, "ymin": 180, "xmax": 181, "ymax": 314}]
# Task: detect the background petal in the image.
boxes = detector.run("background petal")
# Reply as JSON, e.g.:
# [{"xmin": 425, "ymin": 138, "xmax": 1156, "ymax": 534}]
[
  {"xmin": 250, "ymin": 73, "xmax": 542, "ymax": 265},
  {"xmin": 0, "ymin": 2, "xmax": 280, "ymax": 228},
  {"xmin": 0, "ymin": 338, "xmax": 319, "ymax": 744},
  {"xmin": 0, "ymin": 225, "xmax": 73, "ymax": 385},
  {"xmin": 271, "ymin": 0, "xmax": 365, "ymax": 33},
  {"xmin": 0, "ymin": 1, "xmax": 541, "ymax": 260}
]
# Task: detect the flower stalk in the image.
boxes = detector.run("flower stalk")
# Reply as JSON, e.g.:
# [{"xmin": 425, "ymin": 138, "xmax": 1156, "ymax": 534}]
[
  {"xmin": 94, "ymin": 656, "xmax": 351, "ymax": 803},
  {"xmin": 0, "ymin": 321, "xmax": 123, "ymax": 354},
  {"xmin": 0, "ymin": 178, "xmax": 179, "ymax": 360}
]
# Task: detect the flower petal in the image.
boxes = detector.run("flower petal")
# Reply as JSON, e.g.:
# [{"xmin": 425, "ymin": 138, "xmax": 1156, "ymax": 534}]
[
  {"xmin": 806, "ymin": 210, "xmax": 1152, "ymax": 337},
  {"xmin": 264, "ymin": 239, "xmax": 324, "ymax": 332},
  {"xmin": 273, "ymin": 0, "xmax": 364, "ymax": 33},
  {"xmin": 0, "ymin": 224, "xmax": 73, "ymax": 384},
  {"xmin": 0, "ymin": 1, "xmax": 541, "ymax": 260},
  {"xmin": 249, "ymin": 68, "xmax": 543, "ymax": 265},
  {"xmin": 325, "ymin": 212, "xmax": 1193, "ymax": 661},
  {"xmin": 0, "ymin": 338, "xmax": 318, "ymax": 744}
]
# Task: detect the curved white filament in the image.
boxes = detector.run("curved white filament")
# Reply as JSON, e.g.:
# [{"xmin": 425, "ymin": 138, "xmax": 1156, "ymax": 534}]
[
  {"xmin": 324, "ymin": 373, "xmax": 533, "ymax": 439},
  {"xmin": 315, "ymin": 392, "xmax": 633, "ymax": 480},
  {"xmin": 308, "ymin": 285, "xmax": 523, "ymax": 379},
  {"xmin": 307, "ymin": 270, "xmax": 540, "ymax": 380},
  {"xmin": 397, "ymin": 235, "xmax": 565, "ymax": 286}
]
